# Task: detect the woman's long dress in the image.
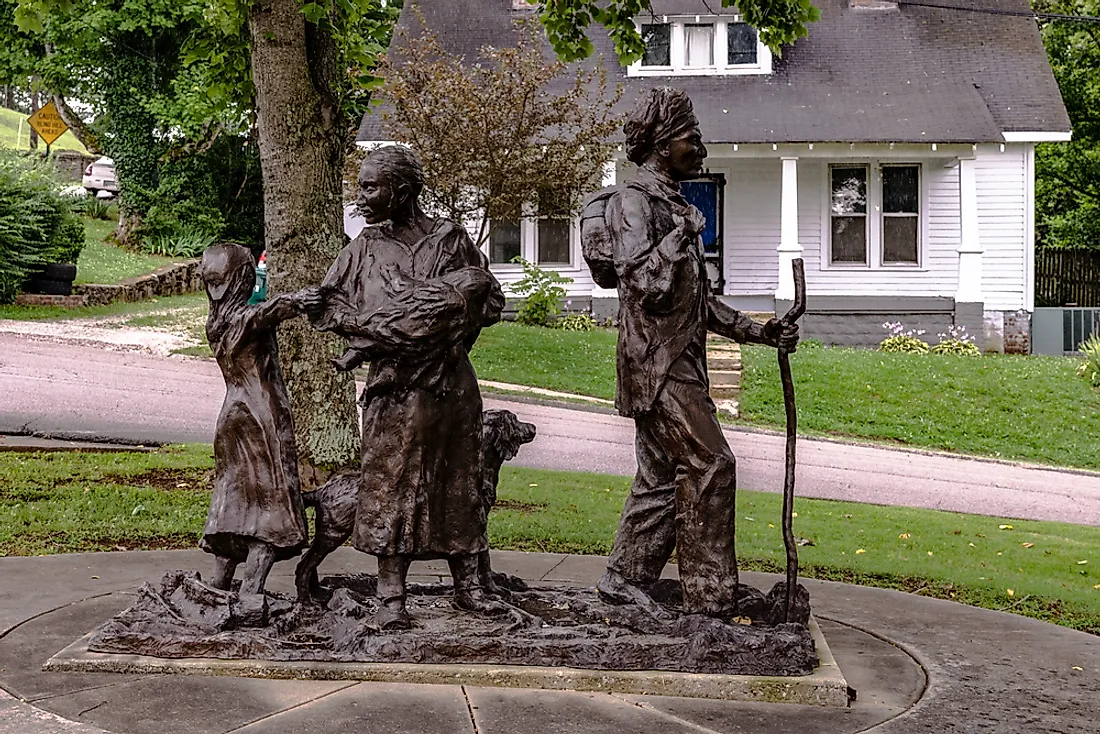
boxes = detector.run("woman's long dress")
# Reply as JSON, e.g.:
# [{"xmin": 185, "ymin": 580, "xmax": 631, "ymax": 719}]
[
  {"xmin": 200, "ymin": 297, "xmax": 309, "ymax": 561},
  {"xmin": 316, "ymin": 219, "xmax": 504, "ymax": 559}
]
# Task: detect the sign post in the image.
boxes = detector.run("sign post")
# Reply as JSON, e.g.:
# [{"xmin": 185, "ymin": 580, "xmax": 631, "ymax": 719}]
[{"xmin": 27, "ymin": 100, "xmax": 69, "ymax": 158}]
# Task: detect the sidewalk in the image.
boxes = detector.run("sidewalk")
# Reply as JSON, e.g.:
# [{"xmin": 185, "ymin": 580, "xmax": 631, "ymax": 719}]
[{"xmin": 1, "ymin": 548, "xmax": 1098, "ymax": 733}]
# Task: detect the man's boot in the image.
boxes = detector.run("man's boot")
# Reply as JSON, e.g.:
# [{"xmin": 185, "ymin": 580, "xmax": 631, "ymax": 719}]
[
  {"xmin": 597, "ymin": 568, "xmax": 674, "ymax": 622},
  {"xmin": 450, "ymin": 554, "xmax": 509, "ymax": 615},
  {"xmin": 376, "ymin": 555, "xmax": 411, "ymax": 630}
]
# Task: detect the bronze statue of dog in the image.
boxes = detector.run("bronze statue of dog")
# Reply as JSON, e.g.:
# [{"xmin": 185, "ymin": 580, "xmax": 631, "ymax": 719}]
[{"xmin": 295, "ymin": 408, "xmax": 537, "ymax": 603}]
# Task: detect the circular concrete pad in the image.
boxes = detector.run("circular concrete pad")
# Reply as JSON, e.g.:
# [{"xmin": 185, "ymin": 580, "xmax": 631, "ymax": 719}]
[{"xmin": 0, "ymin": 593, "xmax": 924, "ymax": 734}]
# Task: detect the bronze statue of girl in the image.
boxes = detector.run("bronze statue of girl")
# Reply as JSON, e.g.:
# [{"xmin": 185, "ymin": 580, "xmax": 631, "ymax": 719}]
[{"xmin": 199, "ymin": 243, "xmax": 322, "ymax": 608}]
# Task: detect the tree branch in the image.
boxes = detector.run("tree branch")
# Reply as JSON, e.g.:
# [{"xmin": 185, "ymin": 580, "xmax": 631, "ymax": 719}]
[
  {"xmin": 51, "ymin": 94, "xmax": 101, "ymax": 155},
  {"xmin": 158, "ymin": 121, "xmax": 225, "ymax": 163}
]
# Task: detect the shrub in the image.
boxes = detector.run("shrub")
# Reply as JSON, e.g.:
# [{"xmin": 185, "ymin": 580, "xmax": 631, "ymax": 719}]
[
  {"xmin": 1077, "ymin": 335, "xmax": 1100, "ymax": 387},
  {"xmin": 142, "ymin": 223, "xmax": 215, "ymax": 259},
  {"xmin": 556, "ymin": 310, "xmax": 598, "ymax": 332},
  {"xmin": 930, "ymin": 325, "xmax": 981, "ymax": 357},
  {"xmin": 508, "ymin": 257, "xmax": 572, "ymax": 327},
  {"xmin": 879, "ymin": 321, "xmax": 929, "ymax": 353},
  {"xmin": 50, "ymin": 217, "xmax": 87, "ymax": 264},
  {"xmin": 0, "ymin": 150, "xmax": 84, "ymax": 303},
  {"xmin": 80, "ymin": 196, "xmax": 117, "ymax": 221}
]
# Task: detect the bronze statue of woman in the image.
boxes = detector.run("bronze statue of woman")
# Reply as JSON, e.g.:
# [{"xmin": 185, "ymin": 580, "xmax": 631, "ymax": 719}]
[{"xmin": 312, "ymin": 145, "xmax": 505, "ymax": 630}]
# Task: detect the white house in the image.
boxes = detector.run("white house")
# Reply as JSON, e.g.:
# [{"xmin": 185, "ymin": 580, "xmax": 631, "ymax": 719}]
[{"xmin": 357, "ymin": 0, "xmax": 1070, "ymax": 351}]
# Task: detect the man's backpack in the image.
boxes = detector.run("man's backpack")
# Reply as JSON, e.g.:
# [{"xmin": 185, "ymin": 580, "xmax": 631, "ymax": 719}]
[{"xmin": 580, "ymin": 186, "xmax": 620, "ymax": 289}]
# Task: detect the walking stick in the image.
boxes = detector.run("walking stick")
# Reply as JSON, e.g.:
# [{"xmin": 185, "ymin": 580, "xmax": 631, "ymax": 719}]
[{"xmin": 780, "ymin": 258, "xmax": 806, "ymax": 623}]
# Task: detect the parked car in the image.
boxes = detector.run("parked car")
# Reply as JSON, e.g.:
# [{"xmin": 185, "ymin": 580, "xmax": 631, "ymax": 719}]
[{"xmin": 82, "ymin": 157, "xmax": 118, "ymax": 195}]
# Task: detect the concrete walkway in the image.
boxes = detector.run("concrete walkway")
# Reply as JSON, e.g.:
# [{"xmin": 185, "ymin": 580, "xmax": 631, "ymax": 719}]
[
  {"xmin": 0, "ymin": 549, "xmax": 1098, "ymax": 733},
  {"xmin": 4, "ymin": 332, "xmax": 1100, "ymax": 526}
]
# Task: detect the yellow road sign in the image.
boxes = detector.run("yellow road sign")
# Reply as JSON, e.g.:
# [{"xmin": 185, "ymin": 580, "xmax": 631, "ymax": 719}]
[{"xmin": 28, "ymin": 100, "xmax": 69, "ymax": 147}]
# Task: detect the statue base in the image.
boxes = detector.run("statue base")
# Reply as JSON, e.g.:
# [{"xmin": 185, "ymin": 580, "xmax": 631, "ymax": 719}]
[{"xmin": 43, "ymin": 571, "xmax": 849, "ymax": 706}]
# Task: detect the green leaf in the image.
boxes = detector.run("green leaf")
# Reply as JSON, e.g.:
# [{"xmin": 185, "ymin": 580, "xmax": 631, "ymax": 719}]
[{"xmin": 300, "ymin": 2, "xmax": 326, "ymax": 24}]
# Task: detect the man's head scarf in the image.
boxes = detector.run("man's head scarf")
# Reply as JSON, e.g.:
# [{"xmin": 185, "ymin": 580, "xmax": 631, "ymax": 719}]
[{"xmin": 624, "ymin": 87, "xmax": 700, "ymax": 166}]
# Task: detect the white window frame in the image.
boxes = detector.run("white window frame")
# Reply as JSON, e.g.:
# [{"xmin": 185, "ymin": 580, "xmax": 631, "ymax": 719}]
[
  {"xmin": 486, "ymin": 216, "xmax": 524, "ymax": 269},
  {"xmin": 822, "ymin": 161, "xmax": 927, "ymax": 271},
  {"xmin": 880, "ymin": 163, "xmax": 922, "ymax": 267},
  {"xmin": 628, "ymin": 16, "xmax": 772, "ymax": 77},
  {"xmin": 533, "ymin": 213, "xmax": 575, "ymax": 267},
  {"xmin": 485, "ymin": 204, "xmax": 578, "ymax": 269}
]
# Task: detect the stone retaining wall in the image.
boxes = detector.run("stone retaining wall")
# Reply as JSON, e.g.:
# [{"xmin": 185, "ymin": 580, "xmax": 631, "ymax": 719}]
[
  {"xmin": 74, "ymin": 259, "xmax": 201, "ymax": 306},
  {"xmin": 15, "ymin": 259, "xmax": 201, "ymax": 308}
]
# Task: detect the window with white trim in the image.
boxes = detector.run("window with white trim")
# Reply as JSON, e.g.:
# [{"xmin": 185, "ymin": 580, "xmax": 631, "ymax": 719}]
[
  {"xmin": 830, "ymin": 165, "xmax": 868, "ymax": 265},
  {"xmin": 881, "ymin": 165, "xmax": 920, "ymax": 265},
  {"xmin": 488, "ymin": 218, "xmax": 521, "ymax": 265},
  {"xmin": 487, "ymin": 205, "xmax": 576, "ymax": 268},
  {"xmin": 629, "ymin": 17, "xmax": 771, "ymax": 76},
  {"xmin": 828, "ymin": 163, "xmax": 922, "ymax": 267}
]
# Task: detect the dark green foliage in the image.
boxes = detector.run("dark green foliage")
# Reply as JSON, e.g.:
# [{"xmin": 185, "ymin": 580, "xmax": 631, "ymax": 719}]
[
  {"xmin": 536, "ymin": 0, "xmax": 820, "ymax": 64},
  {"xmin": 0, "ymin": 150, "xmax": 83, "ymax": 302},
  {"xmin": 509, "ymin": 258, "xmax": 573, "ymax": 327},
  {"xmin": 143, "ymin": 223, "xmax": 215, "ymax": 259},
  {"xmin": 49, "ymin": 215, "xmax": 85, "ymax": 263},
  {"xmin": 1034, "ymin": 0, "xmax": 1100, "ymax": 250},
  {"xmin": 139, "ymin": 136, "xmax": 264, "ymax": 250},
  {"xmin": 77, "ymin": 196, "xmax": 117, "ymax": 221}
]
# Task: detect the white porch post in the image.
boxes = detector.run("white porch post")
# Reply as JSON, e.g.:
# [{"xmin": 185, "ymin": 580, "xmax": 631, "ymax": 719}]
[
  {"xmin": 955, "ymin": 157, "xmax": 984, "ymax": 343},
  {"xmin": 776, "ymin": 157, "xmax": 803, "ymax": 302}
]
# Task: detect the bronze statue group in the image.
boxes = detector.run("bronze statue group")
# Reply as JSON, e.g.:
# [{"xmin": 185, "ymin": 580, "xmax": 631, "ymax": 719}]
[{"xmin": 199, "ymin": 87, "xmax": 799, "ymax": 633}]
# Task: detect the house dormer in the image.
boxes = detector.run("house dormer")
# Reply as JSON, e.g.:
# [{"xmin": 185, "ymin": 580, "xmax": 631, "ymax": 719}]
[{"xmin": 627, "ymin": 13, "xmax": 772, "ymax": 77}]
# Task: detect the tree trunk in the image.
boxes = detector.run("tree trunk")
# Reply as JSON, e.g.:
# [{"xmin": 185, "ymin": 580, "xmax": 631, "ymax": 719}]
[
  {"xmin": 3, "ymin": 86, "xmax": 12, "ymax": 109},
  {"xmin": 102, "ymin": 34, "xmax": 160, "ymax": 247},
  {"xmin": 28, "ymin": 88, "xmax": 38, "ymax": 149},
  {"xmin": 248, "ymin": 0, "xmax": 359, "ymax": 484}
]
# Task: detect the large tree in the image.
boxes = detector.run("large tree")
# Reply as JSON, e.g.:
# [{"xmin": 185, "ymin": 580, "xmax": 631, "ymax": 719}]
[
  {"xmin": 1033, "ymin": 0, "xmax": 1100, "ymax": 250},
  {"xmin": 12, "ymin": 0, "xmax": 399, "ymax": 479},
  {"xmin": 381, "ymin": 20, "xmax": 621, "ymax": 248},
  {"xmin": 243, "ymin": 0, "xmax": 399, "ymax": 481},
  {"xmin": 5, "ymin": 0, "xmax": 255, "ymax": 243}
]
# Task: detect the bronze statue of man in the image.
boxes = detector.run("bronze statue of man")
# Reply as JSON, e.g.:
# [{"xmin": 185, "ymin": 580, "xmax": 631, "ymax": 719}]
[
  {"xmin": 312, "ymin": 145, "xmax": 506, "ymax": 630},
  {"xmin": 592, "ymin": 88, "xmax": 798, "ymax": 618}
]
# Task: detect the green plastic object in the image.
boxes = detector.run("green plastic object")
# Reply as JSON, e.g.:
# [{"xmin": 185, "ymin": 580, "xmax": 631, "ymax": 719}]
[{"xmin": 249, "ymin": 264, "xmax": 267, "ymax": 305}]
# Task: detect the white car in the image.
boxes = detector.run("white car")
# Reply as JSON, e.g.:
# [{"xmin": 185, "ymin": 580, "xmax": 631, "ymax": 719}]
[{"xmin": 82, "ymin": 157, "xmax": 118, "ymax": 195}]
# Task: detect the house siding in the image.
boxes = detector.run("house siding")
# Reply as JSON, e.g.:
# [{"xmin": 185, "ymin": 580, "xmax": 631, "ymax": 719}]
[
  {"xmin": 717, "ymin": 158, "xmax": 780, "ymax": 297},
  {"xmin": 474, "ymin": 144, "xmax": 1035, "ymax": 344},
  {"xmin": 712, "ymin": 154, "xmax": 966, "ymax": 300},
  {"xmin": 975, "ymin": 143, "xmax": 1030, "ymax": 312}
]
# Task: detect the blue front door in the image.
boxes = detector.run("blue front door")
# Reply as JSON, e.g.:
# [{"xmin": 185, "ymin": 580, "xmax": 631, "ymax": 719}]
[{"xmin": 680, "ymin": 177, "xmax": 724, "ymax": 293}]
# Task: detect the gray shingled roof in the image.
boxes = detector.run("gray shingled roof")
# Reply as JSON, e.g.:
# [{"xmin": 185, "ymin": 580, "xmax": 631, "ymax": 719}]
[{"xmin": 358, "ymin": 0, "xmax": 1070, "ymax": 144}]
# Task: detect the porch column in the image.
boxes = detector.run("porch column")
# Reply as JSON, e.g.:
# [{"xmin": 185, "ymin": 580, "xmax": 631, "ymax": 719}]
[
  {"xmin": 955, "ymin": 157, "xmax": 984, "ymax": 343},
  {"xmin": 590, "ymin": 159, "xmax": 619, "ymax": 321},
  {"xmin": 776, "ymin": 157, "xmax": 803, "ymax": 302}
]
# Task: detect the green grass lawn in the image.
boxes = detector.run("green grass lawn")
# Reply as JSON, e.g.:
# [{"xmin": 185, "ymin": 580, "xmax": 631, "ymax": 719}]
[
  {"xmin": 741, "ymin": 344, "xmax": 1100, "ymax": 470},
  {"xmin": 75, "ymin": 217, "xmax": 177, "ymax": 285},
  {"xmin": 473, "ymin": 324, "xmax": 1100, "ymax": 472},
  {"xmin": 471, "ymin": 321, "xmax": 618, "ymax": 400},
  {"xmin": 1, "ymin": 447, "xmax": 1097, "ymax": 633},
  {"xmin": 0, "ymin": 106, "xmax": 88, "ymax": 153}
]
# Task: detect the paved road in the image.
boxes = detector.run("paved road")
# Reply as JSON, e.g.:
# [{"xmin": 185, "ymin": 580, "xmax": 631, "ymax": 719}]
[{"xmin": 3, "ymin": 331, "xmax": 1100, "ymax": 526}]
